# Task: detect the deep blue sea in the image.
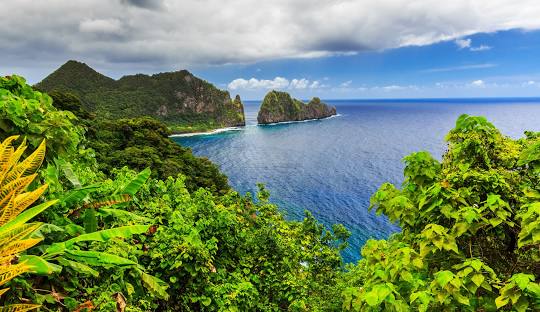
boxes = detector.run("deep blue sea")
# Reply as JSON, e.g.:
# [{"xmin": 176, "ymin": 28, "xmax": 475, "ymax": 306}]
[{"xmin": 173, "ymin": 98, "xmax": 540, "ymax": 262}]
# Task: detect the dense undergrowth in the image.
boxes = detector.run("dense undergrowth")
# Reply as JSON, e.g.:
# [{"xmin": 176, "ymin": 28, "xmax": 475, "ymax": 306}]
[{"xmin": 1, "ymin": 74, "xmax": 539, "ymax": 311}]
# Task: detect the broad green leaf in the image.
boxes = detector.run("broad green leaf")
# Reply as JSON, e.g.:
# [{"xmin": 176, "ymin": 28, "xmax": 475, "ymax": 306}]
[
  {"xmin": 64, "ymin": 250, "xmax": 138, "ymax": 267},
  {"xmin": 60, "ymin": 184, "xmax": 100, "ymax": 206},
  {"xmin": 57, "ymin": 258, "xmax": 99, "ymax": 277},
  {"xmin": 435, "ymin": 271, "xmax": 454, "ymax": 288},
  {"xmin": 19, "ymin": 255, "xmax": 62, "ymax": 275},
  {"xmin": 83, "ymin": 208, "xmax": 97, "ymax": 233},
  {"xmin": 364, "ymin": 290, "xmax": 379, "ymax": 306},
  {"xmin": 47, "ymin": 225, "xmax": 150, "ymax": 253},
  {"xmin": 99, "ymin": 208, "xmax": 153, "ymax": 223},
  {"xmin": 471, "ymin": 274, "xmax": 485, "ymax": 287},
  {"xmin": 118, "ymin": 168, "xmax": 151, "ymax": 196},
  {"xmin": 137, "ymin": 269, "xmax": 169, "ymax": 300}
]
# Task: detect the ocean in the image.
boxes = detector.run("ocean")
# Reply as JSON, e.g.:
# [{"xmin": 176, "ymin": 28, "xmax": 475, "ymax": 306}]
[{"xmin": 172, "ymin": 98, "xmax": 540, "ymax": 262}]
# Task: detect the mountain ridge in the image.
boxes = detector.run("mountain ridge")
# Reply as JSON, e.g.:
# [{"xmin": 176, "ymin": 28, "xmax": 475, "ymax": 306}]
[{"xmin": 36, "ymin": 60, "xmax": 245, "ymax": 133}]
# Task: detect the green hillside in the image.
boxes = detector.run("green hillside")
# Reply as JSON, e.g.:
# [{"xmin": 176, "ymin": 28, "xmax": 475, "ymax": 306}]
[{"xmin": 36, "ymin": 60, "xmax": 245, "ymax": 133}]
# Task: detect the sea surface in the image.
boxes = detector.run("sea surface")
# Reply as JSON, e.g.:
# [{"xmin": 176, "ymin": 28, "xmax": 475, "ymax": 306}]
[{"xmin": 172, "ymin": 98, "xmax": 540, "ymax": 262}]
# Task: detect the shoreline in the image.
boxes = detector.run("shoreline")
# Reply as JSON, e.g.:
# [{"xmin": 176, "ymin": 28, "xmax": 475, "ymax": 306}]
[
  {"xmin": 258, "ymin": 113, "xmax": 341, "ymax": 126},
  {"xmin": 170, "ymin": 114, "xmax": 341, "ymax": 138},
  {"xmin": 169, "ymin": 126, "xmax": 244, "ymax": 138}
]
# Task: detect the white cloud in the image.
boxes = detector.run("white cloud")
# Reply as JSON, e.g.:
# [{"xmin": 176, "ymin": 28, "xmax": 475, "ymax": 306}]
[
  {"xmin": 340, "ymin": 80, "xmax": 353, "ymax": 87},
  {"xmin": 290, "ymin": 78, "xmax": 309, "ymax": 89},
  {"xmin": 422, "ymin": 63, "xmax": 496, "ymax": 73},
  {"xmin": 228, "ymin": 77, "xmax": 289, "ymax": 90},
  {"xmin": 79, "ymin": 19, "xmax": 125, "ymax": 35},
  {"xmin": 455, "ymin": 38, "xmax": 492, "ymax": 52},
  {"xmin": 455, "ymin": 38, "xmax": 472, "ymax": 49},
  {"xmin": 470, "ymin": 80, "xmax": 486, "ymax": 87},
  {"xmin": 309, "ymin": 81, "xmax": 321, "ymax": 89},
  {"xmin": 228, "ymin": 77, "xmax": 322, "ymax": 90},
  {"xmin": 1, "ymin": 0, "xmax": 539, "ymax": 73},
  {"xmin": 470, "ymin": 44, "xmax": 492, "ymax": 51}
]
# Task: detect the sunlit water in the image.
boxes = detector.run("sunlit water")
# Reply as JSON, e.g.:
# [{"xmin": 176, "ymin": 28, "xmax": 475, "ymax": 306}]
[{"xmin": 173, "ymin": 98, "xmax": 540, "ymax": 262}]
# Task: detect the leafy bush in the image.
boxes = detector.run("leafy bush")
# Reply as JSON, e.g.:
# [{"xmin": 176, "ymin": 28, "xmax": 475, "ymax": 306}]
[
  {"xmin": 0, "ymin": 75, "xmax": 83, "ymax": 158},
  {"xmin": 342, "ymin": 114, "xmax": 540, "ymax": 311}
]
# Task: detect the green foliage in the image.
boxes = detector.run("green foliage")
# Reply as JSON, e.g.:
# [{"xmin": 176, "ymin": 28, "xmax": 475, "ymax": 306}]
[
  {"xmin": 129, "ymin": 178, "xmax": 349, "ymax": 311},
  {"xmin": 85, "ymin": 116, "xmax": 230, "ymax": 194},
  {"xmin": 35, "ymin": 60, "xmax": 245, "ymax": 132},
  {"xmin": 0, "ymin": 75, "xmax": 83, "ymax": 158},
  {"xmin": 342, "ymin": 114, "xmax": 540, "ymax": 311}
]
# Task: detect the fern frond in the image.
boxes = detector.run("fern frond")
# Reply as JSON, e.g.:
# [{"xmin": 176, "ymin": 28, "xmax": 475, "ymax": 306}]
[
  {"xmin": 0, "ymin": 223, "xmax": 41, "ymax": 247},
  {"xmin": 0, "ymin": 288, "xmax": 8, "ymax": 297},
  {"xmin": 0, "ymin": 174, "xmax": 37, "ymax": 206},
  {"xmin": 17, "ymin": 140, "xmax": 46, "ymax": 178},
  {"xmin": 0, "ymin": 238, "xmax": 42, "ymax": 258},
  {"xmin": 0, "ymin": 304, "xmax": 41, "ymax": 312},
  {"xmin": 0, "ymin": 263, "xmax": 30, "ymax": 287},
  {"xmin": 10, "ymin": 185, "xmax": 48, "ymax": 220}
]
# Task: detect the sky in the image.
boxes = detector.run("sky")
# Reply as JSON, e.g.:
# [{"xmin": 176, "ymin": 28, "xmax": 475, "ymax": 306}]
[{"xmin": 1, "ymin": 0, "xmax": 540, "ymax": 99}]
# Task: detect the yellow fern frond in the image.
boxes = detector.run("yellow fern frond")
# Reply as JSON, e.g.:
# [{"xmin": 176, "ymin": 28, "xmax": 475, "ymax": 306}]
[
  {"xmin": 0, "ymin": 223, "xmax": 41, "ymax": 244},
  {"xmin": 0, "ymin": 263, "xmax": 30, "ymax": 287},
  {"xmin": 0, "ymin": 256, "xmax": 15, "ymax": 267},
  {"xmin": 17, "ymin": 140, "xmax": 46, "ymax": 179},
  {"xmin": 0, "ymin": 304, "xmax": 41, "ymax": 312},
  {"xmin": 0, "ymin": 174, "xmax": 38, "ymax": 210},
  {"xmin": 0, "ymin": 239, "xmax": 42, "ymax": 258},
  {"xmin": 8, "ymin": 185, "xmax": 49, "ymax": 223},
  {"xmin": 0, "ymin": 288, "xmax": 8, "ymax": 297},
  {"xmin": 0, "ymin": 136, "xmax": 19, "ymax": 171},
  {"xmin": 0, "ymin": 189, "xmax": 16, "ymax": 214},
  {"xmin": 0, "ymin": 145, "xmax": 28, "ymax": 186}
]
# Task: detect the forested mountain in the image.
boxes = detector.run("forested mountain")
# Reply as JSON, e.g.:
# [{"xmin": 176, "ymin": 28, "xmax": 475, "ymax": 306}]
[{"xmin": 36, "ymin": 60, "xmax": 245, "ymax": 133}]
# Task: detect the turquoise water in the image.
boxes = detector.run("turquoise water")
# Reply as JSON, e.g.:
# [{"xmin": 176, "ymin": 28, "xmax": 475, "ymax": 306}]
[{"xmin": 173, "ymin": 99, "xmax": 540, "ymax": 262}]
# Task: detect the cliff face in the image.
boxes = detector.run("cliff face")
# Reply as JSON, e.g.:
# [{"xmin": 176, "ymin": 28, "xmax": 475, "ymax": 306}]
[
  {"xmin": 36, "ymin": 60, "xmax": 245, "ymax": 133},
  {"xmin": 257, "ymin": 90, "xmax": 336, "ymax": 124}
]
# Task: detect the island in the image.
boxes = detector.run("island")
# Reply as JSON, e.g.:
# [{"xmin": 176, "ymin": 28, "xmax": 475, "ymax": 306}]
[
  {"xmin": 36, "ymin": 60, "xmax": 245, "ymax": 134},
  {"xmin": 257, "ymin": 90, "xmax": 336, "ymax": 124}
]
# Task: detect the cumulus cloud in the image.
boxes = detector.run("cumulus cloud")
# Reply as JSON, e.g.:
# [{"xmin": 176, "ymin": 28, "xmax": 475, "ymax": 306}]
[
  {"xmin": 455, "ymin": 38, "xmax": 492, "ymax": 52},
  {"xmin": 470, "ymin": 80, "xmax": 486, "ymax": 87},
  {"xmin": 1, "ymin": 0, "xmax": 539, "ymax": 76},
  {"xmin": 290, "ymin": 78, "xmax": 310, "ymax": 89},
  {"xmin": 455, "ymin": 38, "xmax": 472, "ymax": 49},
  {"xmin": 228, "ymin": 77, "xmax": 289, "ymax": 90},
  {"xmin": 228, "ymin": 77, "xmax": 322, "ymax": 90}
]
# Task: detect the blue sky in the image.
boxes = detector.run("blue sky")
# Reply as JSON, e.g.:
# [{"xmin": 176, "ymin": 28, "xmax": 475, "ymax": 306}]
[
  {"xmin": 2, "ymin": 1, "xmax": 540, "ymax": 100},
  {"xmin": 194, "ymin": 29, "xmax": 540, "ymax": 100}
]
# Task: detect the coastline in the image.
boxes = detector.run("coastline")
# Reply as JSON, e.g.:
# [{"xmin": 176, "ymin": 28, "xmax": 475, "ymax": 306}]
[
  {"xmin": 169, "ymin": 126, "xmax": 245, "ymax": 138},
  {"xmin": 257, "ymin": 113, "xmax": 341, "ymax": 126},
  {"xmin": 170, "ymin": 114, "xmax": 341, "ymax": 138}
]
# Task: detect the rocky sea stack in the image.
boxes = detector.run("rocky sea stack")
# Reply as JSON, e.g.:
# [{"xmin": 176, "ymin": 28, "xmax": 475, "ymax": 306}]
[
  {"xmin": 257, "ymin": 90, "xmax": 336, "ymax": 124},
  {"xmin": 36, "ymin": 60, "xmax": 245, "ymax": 133}
]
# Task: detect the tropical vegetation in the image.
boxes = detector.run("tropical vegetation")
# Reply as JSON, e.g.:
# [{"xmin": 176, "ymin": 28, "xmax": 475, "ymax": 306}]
[{"xmin": 1, "ymin": 74, "xmax": 538, "ymax": 311}]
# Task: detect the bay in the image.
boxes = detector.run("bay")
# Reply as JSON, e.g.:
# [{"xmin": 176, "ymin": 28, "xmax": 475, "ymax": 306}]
[{"xmin": 173, "ymin": 98, "xmax": 540, "ymax": 262}]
